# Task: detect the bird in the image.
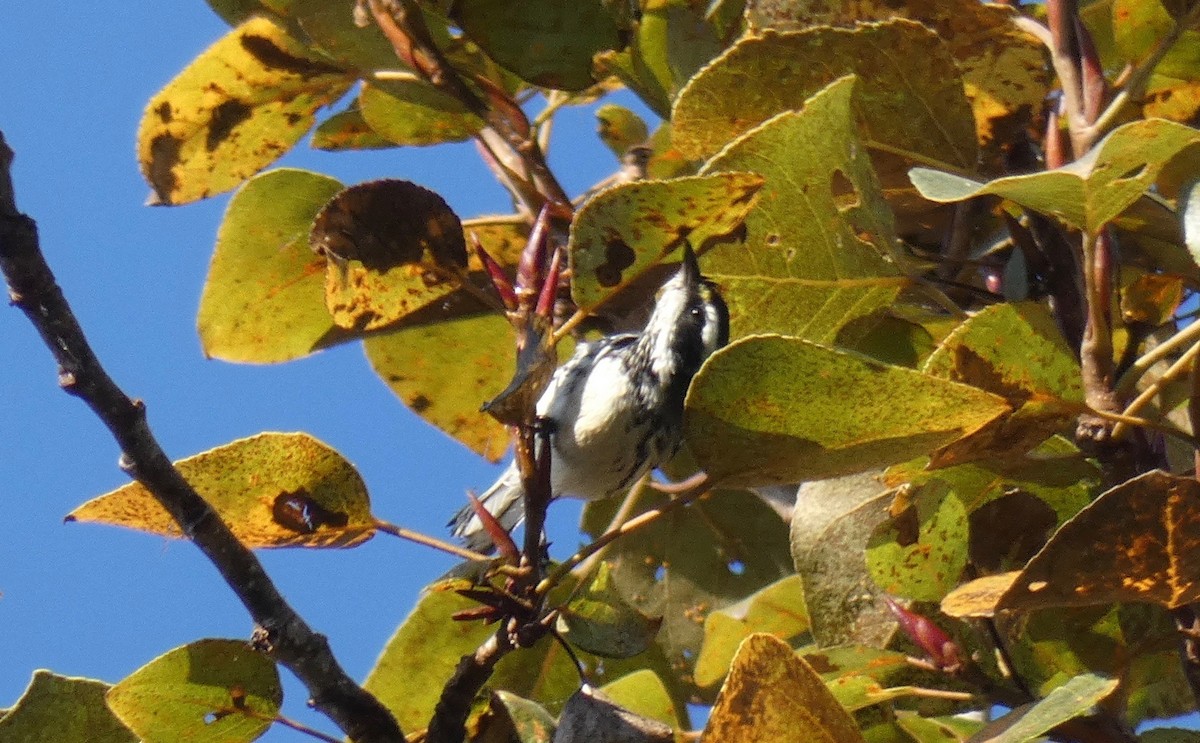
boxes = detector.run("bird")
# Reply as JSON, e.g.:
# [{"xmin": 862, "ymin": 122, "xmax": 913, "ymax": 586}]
[{"xmin": 450, "ymin": 244, "xmax": 730, "ymax": 551}]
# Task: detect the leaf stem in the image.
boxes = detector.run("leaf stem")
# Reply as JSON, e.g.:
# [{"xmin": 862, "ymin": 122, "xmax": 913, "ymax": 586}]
[{"xmin": 372, "ymin": 518, "xmax": 495, "ymax": 563}]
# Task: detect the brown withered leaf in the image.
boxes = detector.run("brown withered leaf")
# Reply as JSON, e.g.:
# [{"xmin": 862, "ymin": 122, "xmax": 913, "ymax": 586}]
[
  {"xmin": 998, "ymin": 471, "xmax": 1200, "ymax": 611},
  {"xmin": 311, "ymin": 179, "xmax": 468, "ymax": 332}
]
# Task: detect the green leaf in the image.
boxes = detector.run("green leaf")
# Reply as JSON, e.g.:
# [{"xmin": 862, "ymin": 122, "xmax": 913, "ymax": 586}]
[
  {"xmin": 365, "ymin": 312, "xmax": 512, "ymax": 462},
  {"xmin": 684, "ymin": 336, "xmax": 1011, "ymax": 488},
  {"xmin": 580, "ymin": 488, "xmax": 792, "ymax": 701},
  {"xmin": 596, "ymin": 0, "xmax": 723, "ymax": 117},
  {"xmin": 206, "ymin": 0, "xmax": 278, "ymax": 27},
  {"xmin": 358, "ymin": 81, "xmax": 484, "ymax": 146},
  {"xmin": 365, "ymin": 582, "xmax": 685, "ymax": 729},
  {"xmin": 137, "ymin": 17, "xmax": 354, "ymax": 204},
  {"xmin": 980, "ymin": 673, "xmax": 1117, "ymax": 743},
  {"xmin": 450, "ymin": 0, "xmax": 621, "ymax": 91},
  {"xmin": 894, "ymin": 711, "xmax": 981, "ymax": 742},
  {"xmin": 922, "ymin": 302, "xmax": 1083, "ymax": 466},
  {"xmin": 694, "ymin": 574, "xmax": 809, "ymax": 689},
  {"xmin": 105, "ymin": 639, "xmax": 281, "ymax": 743},
  {"xmin": 558, "ymin": 562, "xmax": 662, "ymax": 659},
  {"xmin": 698, "ymin": 76, "xmax": 906, "ymax": 343},
  {"xmin": 488, "ymin": 692, "xmax": 555, "ymax": 743},
  {"xmin": 704, "ymin": 634, "xmax": 867, "ymax": 742},
  {"xmin": 311, "ymin": 179, "xmax": 468, "ymax": 332},
  {"xmin": 567, "ymin": 172, "xmax": 764, "ymax": 311},
  {"xmin": 67, "ymin": 432, "xmax": 376, "ymax": 548},
  {"xmin": 261, "ymin": 0, "xmax": 401, "ymax": 72},
  {"xmin": 599, "ymin": 670, "xmax": 680, "ymax": 730},
  {"xmin": 883, "ymin": 443, "xmax": 1100, "ymax": 573},
  {"xmin": 866, "ymin": 481, "xmax": 969, "ymax": 601},
  {"xmin": 595, "ymin": 103, "xmax": 649, "ymax": 159},
  {"xmin": 0, "ymin": 671, "xmax": 136, "ymax": 743},
  {"xmin": 910, "ymin": 118, "xmax": 1200, "ymax": 232},
  {"xmin": 198, "ymin": 168, "xmax": 351, "ymax": 364},
  {"xmin": 673, "ymin": 20, "xmax": 977, "ymax": 175},
  {"xmin": 1142, "ymin": 730, "xmax": 1200, "ymax": 742},
  {"xmin": 311, "ymin": 104, "xmax": 395, "ymax": 151},
  {"xmin": 745, "ymin": 0, "xmax": 1049, "ymax": 150},
  {"xmin": 790, "ymin": 474, "xmax": 897, "ymax": 648}
]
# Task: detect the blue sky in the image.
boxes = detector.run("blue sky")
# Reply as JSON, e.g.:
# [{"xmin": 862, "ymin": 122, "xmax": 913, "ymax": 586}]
[{"xmin": 0, "ymin": 4, "xmax": 619, "ymax": 738}]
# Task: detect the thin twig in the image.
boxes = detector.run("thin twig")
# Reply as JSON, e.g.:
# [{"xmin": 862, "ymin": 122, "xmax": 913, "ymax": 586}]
[
  {"xmin": 0, "ymin": 132, "xmax": 403, "ymax": 743},
  {"xmin": 1116, "ymin": 318, "xmax": 1200, "ymax": 396},
  {"xmin": 536, "ymin": 474, "xmax": 718, "ymax": 596},
  {"xmin": 372, "ymin": 518, "xmax": 495, "ymax": 563},
  {"xmin": 570, "ymin": 475, "xmax": 651, "ymax": 585},
  {"xmin": 1112, "ymin": 339, "xmax": 1200, "ymax": 440},
  {"xmin": 1079, "ymin": 3, "xmax": 1200, "ymax": 147}
]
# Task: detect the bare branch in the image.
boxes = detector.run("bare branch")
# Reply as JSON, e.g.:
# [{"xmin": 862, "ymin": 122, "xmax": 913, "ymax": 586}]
[{"xmin": 0, "ymin": 131, "xmax": 403, "ymax": 743}]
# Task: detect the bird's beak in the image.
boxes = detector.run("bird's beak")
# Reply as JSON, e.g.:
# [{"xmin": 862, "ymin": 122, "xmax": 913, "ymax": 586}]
[{"xmin": 679, "ymin": 242, "xmax": 701, "ymax": 286}]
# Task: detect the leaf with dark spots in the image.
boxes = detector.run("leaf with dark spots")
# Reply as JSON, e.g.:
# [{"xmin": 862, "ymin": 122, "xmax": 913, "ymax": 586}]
[
  {"xmin": 595, "ymin": 239, "xmax": 637, "ymax": 288},
  {"xmin": 996, "ymin": 471, "xmax": 1200, "ymax": 612},
  {"xmin": 685, "ymin": 336, "xmax": 1010, "ymax": 488},
  {"xmin": 568, "ymin": 172, "xmax": 764, "ymax": 311},
  {"xmin": 704, "ymin": 635, "xmax": 866, "ymax": 742},
  {"xmin": 206, "ymin": 99, "xmax": 253, "ymax": 152},
  {"xmin": 312, "ymin": 179, "xmax": 468, "ymax": 331},
  {"xmin": 146, "ymin": 134, "xmax": 183, "ymax": 203},
  {"xmin": 137, "ymin": 17, "xmax": 353, "ymax": 204},
  {"xmin": 272, "ymin": 489, "xmax": 350, "ymax": 534},
  {"xmin": 67, "ymin": 432, "xmax": 376, "ymax": 548},
  {"xmin": 409, "ymin": 394, "xmax": 432, "ymax": 414},
  {"xmin": 923, "ymin": 302, "xmax": 1082, "ymax": 466},
  {"xmin": 239, "ymin": 32, "xmax": 346, "ymax": 77}
]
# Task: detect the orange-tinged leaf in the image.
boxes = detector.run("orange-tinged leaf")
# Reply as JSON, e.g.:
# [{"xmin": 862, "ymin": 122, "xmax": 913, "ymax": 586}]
[
  {"xmin": 940, "ymin": 572, "xmax": 1020, "ymax": 618},
  {"xmin": 923, "ymin": 302, "xmax": 1082, "ymax": 466},
  {"xmin": 365, "ymin": 312, "xmax": 513, "ymax": 462},
  {"xmin": 137, "ymin": 17, "xmax": 353, "ymax": 204},
  {"xmin": 746, "ymin": 0, "xmax": 1049, "ymax": 150},
  {"xmin": 673, "ymin": 21, "xmax": 977, "ymax": 186},
  {"xmin": 67, "ymin": 432, "xmax": 375, "ymax": 548},
  {"xmin": 998, "ymin": 470, "xmax": 1200, "ymax": 611},
  {"xmin": 702, "ymin": 634, "xmax": 866, "ymax": 743}
]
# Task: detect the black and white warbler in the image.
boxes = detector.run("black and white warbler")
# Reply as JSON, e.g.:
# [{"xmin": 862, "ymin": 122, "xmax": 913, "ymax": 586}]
[{"xmin": 450, "ymin": 244, "xmax": 730, "ymax": 551}]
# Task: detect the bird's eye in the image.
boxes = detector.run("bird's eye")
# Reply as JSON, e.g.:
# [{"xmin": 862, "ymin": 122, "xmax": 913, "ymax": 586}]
[{"xmin": 690, "ymin": 306, "xmax": 703, "ymax": 318}]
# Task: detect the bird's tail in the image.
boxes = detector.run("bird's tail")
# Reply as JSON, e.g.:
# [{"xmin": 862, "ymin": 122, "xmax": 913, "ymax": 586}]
[{"xmin": 449, "ymin": 462, "xmax": 526, "ymax": 553}]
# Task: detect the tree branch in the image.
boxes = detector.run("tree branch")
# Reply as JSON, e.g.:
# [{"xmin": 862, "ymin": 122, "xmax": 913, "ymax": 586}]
[
  {"xmin": 426, "ymin": 630, "xmax": 513, "ymax": 743},
  {"xmin": 0, "ymin": 132, "xmax": 403, "ymax": 743}
]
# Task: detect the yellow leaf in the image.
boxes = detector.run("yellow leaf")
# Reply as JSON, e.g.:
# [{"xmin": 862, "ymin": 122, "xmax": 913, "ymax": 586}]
[
  {"xmin": 138, "ymin": 17, "xmax": 353, "ymax": 204},
  {"xmin": 67, "ymin": 432, "xmax": 375, "ymax": 548},
  {"xmin": 702, "ymin": 634, "xmax": 866, "ymax": 743}
]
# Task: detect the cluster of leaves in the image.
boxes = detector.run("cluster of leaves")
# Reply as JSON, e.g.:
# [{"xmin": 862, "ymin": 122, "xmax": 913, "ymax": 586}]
[{"xmin": 13, "ymin": 0, "xmax": 1200, "ymax": 741}]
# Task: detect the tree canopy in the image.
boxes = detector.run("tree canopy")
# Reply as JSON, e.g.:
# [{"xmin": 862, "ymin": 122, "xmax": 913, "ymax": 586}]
[{"xmin": 6, "ymin": 1, "xmax": 1200, "ymax": 741}]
